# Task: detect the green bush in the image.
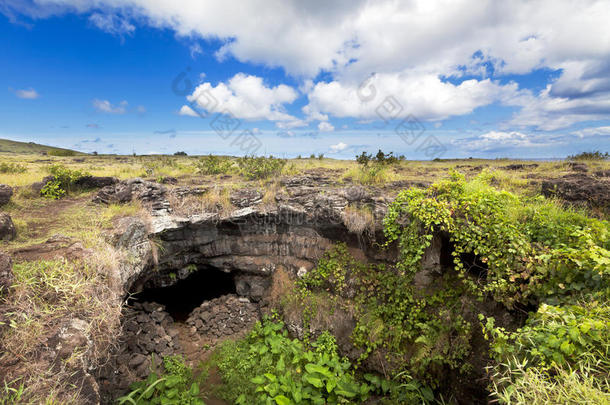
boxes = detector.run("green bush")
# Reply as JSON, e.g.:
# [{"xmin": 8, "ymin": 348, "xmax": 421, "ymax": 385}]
[
  {"xmin": 215, "ymin": 318, "xmax": 375, "ymax": 404},
  {"xmin": 40, "ymin": 179, "xmax": 65, "ymax": 200},
  {"xmin": 47, "ymin": 149, "xmax": 76, "ymax": 157},
  {"xmin": 0, "ymin": 162, "xmax": 27, "ymax": 174},
  {"xmin": 567, "ymin": 151, "xmax": 609, "ymax": 161},
  {"xmin": 40, "ymin": 164, "xmax": 90, "ymax": 199},
  {"xmin": 195, "ymin": 155, "xmax": 234, "ymax": 175},
  {"xmin": 356, "ymin": 150, "xmax": 399, "ymax": 167},
  {"xmin": 117, "ymin": 355, "xmax": 205, "ymax": 405},
  {"xmin": 481, "ymin": 302, "xmax": 610, "ymax": 404},
  {"xmin": 384, "ymin": 171, "xmax": 610, "ymax": 308},
  {"xmin": 236, "ymin": 156, "xmax": 286, "ymax": 180}
]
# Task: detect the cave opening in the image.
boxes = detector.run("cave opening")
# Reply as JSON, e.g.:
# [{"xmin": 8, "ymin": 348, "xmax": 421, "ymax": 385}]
[
  {"xmin": 130, "ymin": 267, "xmax": 236, "ymax": 322},
  {"xmin": 438, "ymin": 234, "xmax": 489, "ymax": 280}
]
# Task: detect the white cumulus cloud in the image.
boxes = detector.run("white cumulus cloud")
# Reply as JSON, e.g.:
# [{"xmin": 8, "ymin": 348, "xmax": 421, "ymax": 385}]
[
  {"xmin": 14, "ymin": 88, "xmax": 39, "ymax": 99},
  {"xmin": 318, "ymin": 122, "xmax": 335, "ymax": 132},
  {"xmin": 92, "ymin": 99, "xmax": 127, "ymax": 114},
  {"xmin": 187, "ymin": 73, "xmax": 299, "ymax": 123},
  {"xmin": 329, "ymin": 142, "xmax": 348, "ymax": 152}
]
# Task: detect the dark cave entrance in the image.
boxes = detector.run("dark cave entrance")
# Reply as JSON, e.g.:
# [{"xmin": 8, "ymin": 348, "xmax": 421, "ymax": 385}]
[
  {"xmin": 438, "ymin": 233, "xmax": 489, "ymax": 280},
  {"xmin": 130, "ymin": 267, "xmax": 236, "ymax": 321}
]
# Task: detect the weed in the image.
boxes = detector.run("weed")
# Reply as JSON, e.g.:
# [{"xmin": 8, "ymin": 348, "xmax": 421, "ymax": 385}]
[{"xmin": 236, "ymin": 156, "xmax": 286, "ymax": 180}]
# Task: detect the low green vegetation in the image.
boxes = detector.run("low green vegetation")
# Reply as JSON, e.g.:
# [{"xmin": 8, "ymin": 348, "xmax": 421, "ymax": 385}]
[
  {"xmin": 195, "ymin": 155, "xmax": 234, "ymax": 175},
  {"xmin": 41, "ymin": 164, "xmax": 91, "ymax": 199},
  {"xmin": 382, "ymin": 171, "xmax": 609, "ymax": 402},
  {"xmin": 0, "ymin": 162, "xmax": 27, "ymax": 174},
  {"xmin": 236, "ymin": 156, "xmax": 286, "ymax": 180},
  {"xmin": 215, "ymin": 318, "xmax": 370, "ymax": 404},
  {"xmin": 351, "ymin": 149, "xmax": 402, "ymax": 184},
  {"xmin": 567, "ymin": 150, "xmax": 609, "ymax": 161},
  {"xmin": 118, "ymin": 356, "xmax": 205, "ymax": 405},
  {"xmin": 213, "ymin": 317, "xmax": 432, "ymax": 404}
]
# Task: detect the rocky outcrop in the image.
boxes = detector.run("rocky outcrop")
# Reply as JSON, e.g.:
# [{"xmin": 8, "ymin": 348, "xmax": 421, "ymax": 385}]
[
  {"xmin": 94, "ymin": 178, "xmax": 169, "ymax": 214},
  {"xmin": 0, "ymin": 185, "xmax": 13, "ymax": 206},
  {"xmin": 0, "ymin": 213, "xmax": 16, "ymax": 241},
  {"xmin": 74, "ymin": 176, "xmax": 118, "ymax": 189},
  {"xmin": 230, "ymin": 188, "xmax": 263, "ymax": 207},
  {"xmin": 541, "ymin": 173, "xmax": 610, "ymax": 207},
  {"xmin": 101, "ymin": 176, "xmax": 394, "ymax": 303}
]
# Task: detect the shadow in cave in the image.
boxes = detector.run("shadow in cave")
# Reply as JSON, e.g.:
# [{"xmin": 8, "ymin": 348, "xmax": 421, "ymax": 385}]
[{"xmin": 130, "ymin": 267, "xmax": 236, "ymax": 322}]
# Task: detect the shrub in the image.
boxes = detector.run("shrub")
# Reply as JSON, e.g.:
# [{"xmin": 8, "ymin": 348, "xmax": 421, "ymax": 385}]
[
  {"xmin": 567, "ymin": 151, "xmax": 609, "ymax": 161},
  {"xmin": 0, "ymin": 162, "xmax": 27, "ymax": 174},
  {"xmin": 213, "ymin": 317, "xmax": 412, "ymax": 404},
  {"xmin": 117, "ymin": 355, "xmax": 205, "ymax": 405},
  {"xmin": 382, "ymin": 172, "xmax": 609, "ymax": 402},
  {"xmin": 47, "ymin": 149, "xmax": 76, "ymax": 157},
  {"xmin": 174, "ymin": 151, "xmax": 188, "ymax": 156},
  {"xmin": 40, "ymin": 179, "xmax": 65, "ymax": 200},
  {"xmin": 40, "ymin": 164, "xmax": 90, "ymax": 198},
  {"xmin": 195, "ymin": 155, "xmax": 233, "ymax": 175},
  {"xmin": 236, "ymin": 156, "xmax": 286, "ymax": 180},
  {"xmin": 356, "ymin": 150, "xmax": 399, "ymax": 167}
]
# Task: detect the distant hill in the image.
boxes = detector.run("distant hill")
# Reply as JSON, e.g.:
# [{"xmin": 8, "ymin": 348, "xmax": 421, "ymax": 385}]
[{"xmin": 0, "ymin": 138, "xmax": 85, "ymax": 155}]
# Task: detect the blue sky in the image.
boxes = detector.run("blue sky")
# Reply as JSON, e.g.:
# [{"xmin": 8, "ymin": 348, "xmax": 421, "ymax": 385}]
[{"xmin": 1, "ymin": 0, "xmax": 609, "ymax": 159}]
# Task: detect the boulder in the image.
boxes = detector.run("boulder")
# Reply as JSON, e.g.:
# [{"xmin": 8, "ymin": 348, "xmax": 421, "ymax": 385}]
[
  {"xmin": 0, "ymin": 213, "xmax": 16, "ymax": 241},
  {"xmin": 0, "ymin": 185, "xmax": 13, "ymax": 206},
  {"xmin": 568, "ymin": 162, "xmax": 589, "ymax": 172},
  {"xmin": 502, "ymin": 163, "xmax": 539, "ymax": 170},
  {"xmin": 73, "ymin": 176, "xmax": 118, "ymax": 189}
]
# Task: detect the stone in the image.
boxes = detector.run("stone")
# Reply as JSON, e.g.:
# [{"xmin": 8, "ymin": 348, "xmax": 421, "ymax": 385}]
[
  {"xmin": 0, "ymin": 251, "xmax": 13, "ymax": 295},
  {"xmin": 568, "ymin": 162, "xmax": 588, "ymax": 172},
  {"xmin": 0, "ymin": 213, "xmax": 16, "ymax": 241},
  {"xmin": 73, "ymin": 176, "xmax": 118, "ymax": 189},
  {"xmin": 128, "ymin": 353, "xmax": 147, "ymax": 368},
  {"xmin": 0, "ymin": 184, "xmax": 13, "ymax": 206},
  {"xmin": 501, "ymin": 163, "xmax": 539, "ymax": 170},
  {"xmin": 151, "ymin": 311, "xmax": 166, "ymax": 323}
]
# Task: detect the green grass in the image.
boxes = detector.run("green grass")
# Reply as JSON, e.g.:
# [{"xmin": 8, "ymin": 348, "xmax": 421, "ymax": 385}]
[{"xmin": 0, "ymin": 138, "xmax": 84, "ymax": 155}]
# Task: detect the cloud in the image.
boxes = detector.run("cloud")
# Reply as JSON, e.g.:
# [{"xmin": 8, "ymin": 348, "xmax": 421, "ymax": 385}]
[
  {"xmin": 5, "ymin": 0, "xmax": 610, "ymax": 129},
  {"xmin": 571, "ymin": 126, "xmax": 610, "ymax": 138},
  {"xmin": 318, "ymin": 121, "xmax": 334, "ymax": 132},
  {"xmin": 92, "ymin": 99, "xmax": 127, "ymax": 114},
  {"xmin": 505, "ymin": 85, "xmax": 610, "ymax": 130},
  {"xmin": 178, "ymin": 104, "xmax": 200, "ymax": 117},
  {"xmin": 85, "ymin": 123, "xmax": 100, "ymax": 128},
  {"xmin": 329, "ymin": 142, "xmax": 348, "ymax": 152},
  {"xmin": 136, "ymin": 105, "xmax": 146, "ymax": 114},
  {"xmin": 305, "ymin": 73, "xmax": 517, "ymax": 122},
  {"xmin": 455, "ymin": 130, "xmax": 555, "ymax": 152},
  {"xmin": 89, "ymin": 13, "xmax": 135, "ymax": 37},
  {"xmin": 187, "ymin": 73, "xmax": 299, "ymax": 123},
  {"xmin": 154, "ymin": 129, "xmax": 176, "ymax": 135},
  {"xmin": 14, "ymin": 88, "xmax": 39, "ymax": 99},
  {"xmin": 276, "ymin": 119, "xmax": 307, "ymax": 129},
  {"xmin": 190, "ymin": 42, "xmax": 203, "ymax": 58}
]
